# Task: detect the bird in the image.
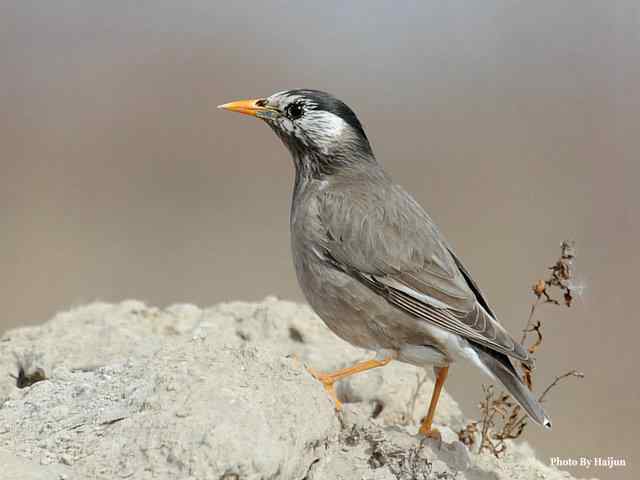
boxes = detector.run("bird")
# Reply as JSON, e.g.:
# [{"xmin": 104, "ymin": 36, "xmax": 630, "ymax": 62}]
[{"xmin": 218, "ymin": 89, "xmax": 551, "ymax": 438}]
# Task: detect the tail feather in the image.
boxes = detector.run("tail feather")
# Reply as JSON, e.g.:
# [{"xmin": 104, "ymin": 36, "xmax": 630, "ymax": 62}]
[{"xmin": 473, "ymin": 347, "xmax": 552, "ymax": 429}]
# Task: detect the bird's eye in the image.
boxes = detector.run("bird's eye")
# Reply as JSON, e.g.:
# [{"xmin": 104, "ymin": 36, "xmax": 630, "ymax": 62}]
[{"xmin": 286, "ymin": 102, "xmax": 304, "ymax": 120}]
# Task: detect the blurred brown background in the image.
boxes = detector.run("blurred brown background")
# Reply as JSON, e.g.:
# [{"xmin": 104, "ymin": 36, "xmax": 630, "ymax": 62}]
[{"xmin": 2, "ymin": 2, "xmax": 637, "ymax": 478}]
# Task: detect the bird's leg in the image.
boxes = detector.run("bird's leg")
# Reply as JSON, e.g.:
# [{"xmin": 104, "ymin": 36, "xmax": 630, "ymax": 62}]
[
  {"xmin": 419, "ymin": 366, "xmax": 449, "ymax": 439},
  {"xmin": 307, "ymin": 357, "xmax": 393, "ymax": 410}
]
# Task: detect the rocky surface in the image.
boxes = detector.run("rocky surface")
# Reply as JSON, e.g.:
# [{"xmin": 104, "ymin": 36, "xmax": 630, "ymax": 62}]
[{"xmin": 0, "ymin": 298, "xmax": 592, "ymax": 479}]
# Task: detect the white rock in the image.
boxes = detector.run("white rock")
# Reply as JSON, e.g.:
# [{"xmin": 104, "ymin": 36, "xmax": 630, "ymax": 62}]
[{"xmin": 0, "ymin": 299, "xmax": 593, "ymax": 479}]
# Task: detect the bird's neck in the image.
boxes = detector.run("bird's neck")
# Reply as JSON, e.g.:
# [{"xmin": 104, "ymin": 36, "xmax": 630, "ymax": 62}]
[
  {"xmin": 290, "ymin": 150, "xmax": 384, "ymax": 205},
  {"xmin": 291, "ymin": 149, "xmax": 377, "ymax": 183}
]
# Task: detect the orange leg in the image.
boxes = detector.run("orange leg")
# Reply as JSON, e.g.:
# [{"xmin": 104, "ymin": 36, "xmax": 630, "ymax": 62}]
[
  {"xmin": 419, "ymin": 366, "xmax": 449, "ymax": 439},
  {"xmin": 307, "ymin": 357, "xmax": 393, "ymax": 410}
]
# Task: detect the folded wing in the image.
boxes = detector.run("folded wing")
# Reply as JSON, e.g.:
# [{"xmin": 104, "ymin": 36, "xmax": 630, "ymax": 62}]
[{"xmin": 317, "ymin": 181, "xmax": 531, "ymax": 365}]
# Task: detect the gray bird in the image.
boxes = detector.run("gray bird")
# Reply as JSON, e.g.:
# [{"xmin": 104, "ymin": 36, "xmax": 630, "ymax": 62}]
[{"xmin": 218, "ymin": 89, "xmax": 551, "ymax": 437}]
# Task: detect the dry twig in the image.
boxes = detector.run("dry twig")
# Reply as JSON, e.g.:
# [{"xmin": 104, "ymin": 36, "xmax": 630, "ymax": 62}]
[
  {"xmin": 459, "ymin": 241, "xmax": 584, "ymax": 457},
  {"xmin": 538, "ymin": 370, "xmax": 585, "ymax": 404}
]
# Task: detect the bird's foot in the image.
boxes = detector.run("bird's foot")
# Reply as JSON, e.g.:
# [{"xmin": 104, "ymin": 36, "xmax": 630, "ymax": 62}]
[
  {"xmin": 419, "ymin": 425, "xmax": 442, "ymax": 441},
  {"xmin": 306, "ymin": 368, "xmax": 342, "ymax": 411}
]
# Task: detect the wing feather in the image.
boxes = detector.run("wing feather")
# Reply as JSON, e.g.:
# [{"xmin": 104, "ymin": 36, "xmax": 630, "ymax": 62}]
[{"xmin": 317, "ymin": 179, "xmax": 530, "ymax": 364}]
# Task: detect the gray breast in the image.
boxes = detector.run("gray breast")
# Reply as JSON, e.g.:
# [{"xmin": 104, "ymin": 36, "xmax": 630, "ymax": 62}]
[{"xmin": 289, "ymin": 188, "xmax": 449, "ymax": 358}]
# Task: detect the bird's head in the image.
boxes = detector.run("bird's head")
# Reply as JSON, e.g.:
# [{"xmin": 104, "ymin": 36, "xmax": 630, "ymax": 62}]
[{"xmin": 218, "ymin": 89, "xmax": 374, "ymax": 177}]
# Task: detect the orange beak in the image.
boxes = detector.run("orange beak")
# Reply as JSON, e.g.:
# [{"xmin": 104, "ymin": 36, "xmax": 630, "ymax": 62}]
[{"xmin": 217, "ymin": 98, "xmax": 280, "ymax": 119}]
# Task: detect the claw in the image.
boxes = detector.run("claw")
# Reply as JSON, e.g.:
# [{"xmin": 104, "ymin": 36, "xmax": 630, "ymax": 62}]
[
  {"xmin": 419, "ymin": 425, "xmax": 441, "ymax": 441},
  {"xmin": 306, "ymin": 357, "xmax": 393, "ymax": 412},
  {"xmin": 307, "ymin": 367, "xmax": 342, "ymax": 410}
]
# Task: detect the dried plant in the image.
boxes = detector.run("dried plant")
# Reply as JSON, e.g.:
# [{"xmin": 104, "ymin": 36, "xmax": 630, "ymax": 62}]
[
  {"xmin": 459, "ymin": 241, "xmax": 584, "ymax": 457},
  {"xmin": 9, "ymin": 352, "xmax": 47, "ymax": 389}
]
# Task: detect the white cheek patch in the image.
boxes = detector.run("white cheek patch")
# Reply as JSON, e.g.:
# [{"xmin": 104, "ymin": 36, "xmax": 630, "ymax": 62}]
[
  {"xmin": 267, "ymin": 91, "xmax": 351, "ymax": 153},
  {"xmin": 317, "ymin": 112, "xmax": 347, "ymax": 137},
  {"xmin": 300, "ymin": 111, "xmax": 348, "ymax": 154}
]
